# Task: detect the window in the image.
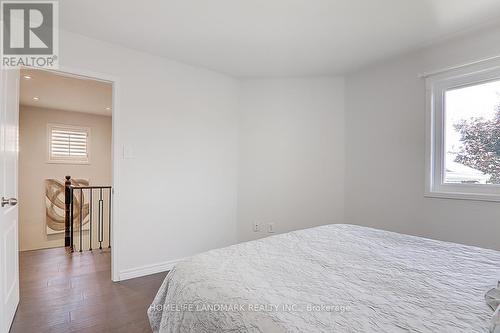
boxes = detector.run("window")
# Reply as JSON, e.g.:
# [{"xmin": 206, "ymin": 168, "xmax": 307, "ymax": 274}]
[
  {"xmin": 47, "ymin": 124, "xmax": 90, "ymax": 164},
  {"xmin": 426, "ymin": 61, "xmax": 500, "ymax": 201}
]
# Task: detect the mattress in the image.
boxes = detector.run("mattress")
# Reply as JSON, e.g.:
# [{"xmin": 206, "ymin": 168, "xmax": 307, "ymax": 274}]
[{"xmin": 148, "ymin": 224, "xmax": 500, "ymax": 332}]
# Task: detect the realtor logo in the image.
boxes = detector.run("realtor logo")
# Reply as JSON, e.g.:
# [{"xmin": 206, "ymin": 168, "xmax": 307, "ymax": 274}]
[{"xmin": 1, "ymin": 1, "xmax": 58, "ymax": 68}]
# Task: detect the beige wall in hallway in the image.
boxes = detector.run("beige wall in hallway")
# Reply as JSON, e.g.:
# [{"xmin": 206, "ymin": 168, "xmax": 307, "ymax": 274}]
[{"xmin": 19, "ymin": 106, "xmax": 112, "ymax": 251}]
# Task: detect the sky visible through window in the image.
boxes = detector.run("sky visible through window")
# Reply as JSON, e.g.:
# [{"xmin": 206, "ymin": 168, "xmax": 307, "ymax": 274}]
[{"xmin": 444, "ymin": 79, "xmax": 500, "ymax": 184}]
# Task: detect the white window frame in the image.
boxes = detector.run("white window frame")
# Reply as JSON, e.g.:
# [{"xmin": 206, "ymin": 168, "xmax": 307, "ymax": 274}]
[
  {"xmin": 425, "ymin": 60, "xmax": 500, "ymax": 202},
  {"xmin": 47, "ymin": 123, "xmax": 91, "ymax": 164}
]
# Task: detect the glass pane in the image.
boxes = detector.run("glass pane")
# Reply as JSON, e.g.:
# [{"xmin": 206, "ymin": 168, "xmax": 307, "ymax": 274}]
[{"xmin": 444, "ymin": 79, "xmax": 500, "ymax": 185}]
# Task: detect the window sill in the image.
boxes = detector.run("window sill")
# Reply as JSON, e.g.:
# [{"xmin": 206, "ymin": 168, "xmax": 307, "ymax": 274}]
[
  {"xmin": 46, "ymin": 160, "xmax": 90, "ymax": 165},
  {"xmin": 424, "ymin": 191, "xmax": 500, "ymax": 203}
]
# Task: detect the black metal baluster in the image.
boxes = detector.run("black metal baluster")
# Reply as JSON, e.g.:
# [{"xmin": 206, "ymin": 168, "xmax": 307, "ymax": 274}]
[
  {"xmin": 99, "ymin": 188, "xmax": 103, "ymax": 250},
  {"xmin": 79, "ymin": 189, "xmax": 83, "ymax": 252},
  {"xmin": 66, "ymin": 185, "xmax": 112, "ymax": 253},
  {"xmin": 70, "ymin": 187, "xmax": 74, "ymax": 252},
  {"xmin": 89, "ymin": 189, "xmax": 93, "ymax": 251},
  {"xmin": 108, "ymin": 188, "xmax": 111, "ymax": 248}
]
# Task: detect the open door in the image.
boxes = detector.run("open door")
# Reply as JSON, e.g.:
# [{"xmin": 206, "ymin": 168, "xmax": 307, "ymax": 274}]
[{"xmin": 0, "ymin": 69, "xmax": 20, "ymax": 333}]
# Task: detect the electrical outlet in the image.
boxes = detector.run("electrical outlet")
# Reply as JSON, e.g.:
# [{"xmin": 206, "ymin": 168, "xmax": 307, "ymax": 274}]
[
  {"xmin": 253, "ymin": 222, "xmax": 260, "ymax": 232},
  {"xmin": 267, "ymin": 223, "xmax": 275, "ymax": 233}
]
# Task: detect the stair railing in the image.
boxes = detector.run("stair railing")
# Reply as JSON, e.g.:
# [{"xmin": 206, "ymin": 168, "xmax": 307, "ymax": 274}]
[{"xmin": 64, "ymin": 175, "xmax": 112, "ymax": 252}]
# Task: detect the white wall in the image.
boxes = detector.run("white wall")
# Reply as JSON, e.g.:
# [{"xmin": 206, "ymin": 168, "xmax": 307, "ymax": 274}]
[
  {"xmin": 58, "ymin": 30, "xmax": 240, "ymax": 279},
  {"xmin": 19, "ymin": 106, "xmax": 112, "ymax": 251},
  {"xmin": 53, "ymin": 23, "xmax": 500, "ymax": 280},
  {"xmin": 345, "ymin": 25, "xmax": 500, "ymax": 251},
  {"xmin": 237, "ymin": 78, "xmax": 345, "ymax": 241},
  {"xmin": 58, "ymin": 32, "xmax": 345, "ymax": 278}
]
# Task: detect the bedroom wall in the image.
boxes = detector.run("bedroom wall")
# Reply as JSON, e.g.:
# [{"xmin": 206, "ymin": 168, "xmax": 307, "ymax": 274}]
[
  {"xmin": 57, "ymin": 30, "xmax": 240, "ymax": 279},
  {"xmin": 237, "ymin": 78, "xmax": 345, "ymax": 241},
  {"xmin": 344, "ymin": 24, "xmax": 500, "ymax": 251},
  {"xmin": 19, "ymin": 106, "xmax": 112, "ymax": 251},
  {"xmin": 37, "ymin": 23, "xmax": 500, "ymax": 280}
]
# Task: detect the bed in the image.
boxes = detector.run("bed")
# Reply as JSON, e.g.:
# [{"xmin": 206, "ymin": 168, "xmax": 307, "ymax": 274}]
[{"xmin": 148, "ymin": 224, "xmax": 500, "ymax": 332}]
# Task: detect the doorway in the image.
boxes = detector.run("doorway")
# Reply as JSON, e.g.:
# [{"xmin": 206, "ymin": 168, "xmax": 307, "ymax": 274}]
[
  {"xmin": 18, "ymin": 68, "xmax": 113, "ymax": 253},
  {"xmin": 0, "ymin": 67, "xmax": 117, "ymax": 332}
]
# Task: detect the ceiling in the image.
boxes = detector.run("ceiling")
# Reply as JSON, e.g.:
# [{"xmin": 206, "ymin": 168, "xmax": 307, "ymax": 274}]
[
  {"xmin": 20, "ymin": 69, "xmax": 113, "ymax": 116},
  {"xmin": 59, "ymin": 0, "xmax": 500, "ymax": 77}
]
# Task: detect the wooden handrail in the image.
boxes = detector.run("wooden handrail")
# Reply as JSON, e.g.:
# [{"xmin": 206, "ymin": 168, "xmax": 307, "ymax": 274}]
[{"xmin": 69, "ymin": 185, "xmax": 112, "ymax": 189}]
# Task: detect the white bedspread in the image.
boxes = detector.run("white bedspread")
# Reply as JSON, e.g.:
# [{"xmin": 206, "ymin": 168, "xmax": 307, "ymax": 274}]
[{"xmin": 148, "ymin": 224, "xmax": 500, "ymax": 332}]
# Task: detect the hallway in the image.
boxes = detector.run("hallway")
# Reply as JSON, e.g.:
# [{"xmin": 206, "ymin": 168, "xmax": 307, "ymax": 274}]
[{"xmin": 10, "ymin": 248, "xmax": 166, "ymax": 332}]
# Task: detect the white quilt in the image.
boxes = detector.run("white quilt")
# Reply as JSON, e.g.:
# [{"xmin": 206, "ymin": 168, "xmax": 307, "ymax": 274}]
[{"xmin": 148, "ymin": 224, "xmax": 500, "ymax": 332}]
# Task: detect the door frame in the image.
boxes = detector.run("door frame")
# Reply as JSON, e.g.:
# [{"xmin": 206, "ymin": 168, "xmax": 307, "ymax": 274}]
[{"xmin": 25, "ymin": 65, "xmax": 121, "ymax": 282}]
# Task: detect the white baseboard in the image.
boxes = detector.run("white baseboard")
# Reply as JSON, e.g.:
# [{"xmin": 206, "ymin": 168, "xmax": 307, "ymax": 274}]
[{"xmin": 119, "ymin": 258, "xmax": 182, "ymax": 281}]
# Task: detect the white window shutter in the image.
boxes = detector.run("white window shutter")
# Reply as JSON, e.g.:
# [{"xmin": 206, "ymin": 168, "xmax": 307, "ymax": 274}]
[{"xmin": 48, "ymin": 124, "xmax": 90, "ymax": 163}]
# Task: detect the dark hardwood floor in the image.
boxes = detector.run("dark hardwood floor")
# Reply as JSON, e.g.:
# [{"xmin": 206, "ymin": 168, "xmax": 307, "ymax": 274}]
[{"xmin": 10, "ymin": 247, "xmax": 167, "ymax": 333}]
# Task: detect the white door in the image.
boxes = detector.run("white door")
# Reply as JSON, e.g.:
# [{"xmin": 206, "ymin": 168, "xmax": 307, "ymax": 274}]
[{"xmin": 0, "ymin": 68, "xmax": 19, "ymax": 333}]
